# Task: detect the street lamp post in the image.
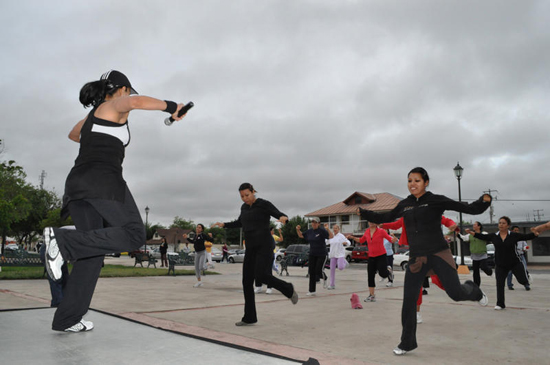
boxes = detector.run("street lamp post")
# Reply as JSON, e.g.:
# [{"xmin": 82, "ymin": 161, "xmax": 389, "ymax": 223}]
[
  {"xmin": 145, "ymin": 206, "xmax": 150, "ymax": 253},
  {"xmin": 453, "ymin": 163, "xmax": 465, "ymax": 267}
]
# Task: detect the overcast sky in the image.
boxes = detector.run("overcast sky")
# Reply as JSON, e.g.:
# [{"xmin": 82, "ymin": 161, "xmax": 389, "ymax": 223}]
[{"xmin": 2, "ymin": 1, "xmax": 550, "ymax": 228}]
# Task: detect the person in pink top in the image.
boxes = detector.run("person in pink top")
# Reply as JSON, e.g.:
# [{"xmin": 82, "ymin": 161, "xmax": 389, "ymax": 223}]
[{"xmin": 348, "ymin": 222, "xmax": 397, "ymax": 302}]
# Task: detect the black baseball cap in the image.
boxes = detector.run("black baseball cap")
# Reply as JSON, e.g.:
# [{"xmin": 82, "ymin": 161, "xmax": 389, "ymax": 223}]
[{"xmin": 100, "ymin": 70, "xmax": 138, "ymax": 95}]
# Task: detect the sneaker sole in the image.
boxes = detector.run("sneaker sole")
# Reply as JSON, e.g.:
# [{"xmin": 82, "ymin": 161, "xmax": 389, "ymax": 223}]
[
  {"xmin": 290, "ymin": 285, "xmax": 299, "ymax": 304},
  {"xmin": 65, "ymin": 320, "xmax": 94, "ymax": 332},
  {"xmin": 44, "ymin": 228, "xmax": 63, "ymax": 281}
]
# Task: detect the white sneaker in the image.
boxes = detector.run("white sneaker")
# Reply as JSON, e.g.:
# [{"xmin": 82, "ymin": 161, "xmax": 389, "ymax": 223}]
[
  {"xmin": 364, "ymin": 295, "xmax": 376, "ymax": 302},
  {"xmin": 265, "ymin": 288, "xmax": 273, "ymax": 295},
  {"xmin": 44, "ymin": 227, "xmax": 64, "ymax": 281},
  {"xmin": 416, "ymin": 313, "xmax": 423, "ymax": 324},
  {"xmin": 64, "ymin": 319, "xmax": 94, "ymax": 332},
  {"xmin": 494, "ymin": 305, "xmax": 504, "ymax": 310},
  {"xmin": 254, "ymin": 286, "xmax": 262, "ymax": 293},
  {"xmin": 528, "ymin": 274, "xmax": 533, "ymax": 284},
  {"xmin": 386, "ymin": 282, "xmax": 393, "ymax": 287},
  {"xmin": 478, "ymin": 291, "xmax": 488, "ymax": 306},
  {"xmin": 393, "ymin": 347, "xmax": 407, "ymax": 356},
  {"xmin": 193, "ymin": 282, "xmax": 203, "ymax": 288},
  {"xmin": 323, "ymin": 279, "xmax": 328, "ymax": 289},
  {"xmin": 306, "ymin": 292, "xmax": 316, "ymax": 296},
  {"xmin": 327, "ymin": 285, "xmax": 335, "ymax": 290},
  {"xmin": 379, "ymin": 277, "xmax": 385, "ymax": 282}
]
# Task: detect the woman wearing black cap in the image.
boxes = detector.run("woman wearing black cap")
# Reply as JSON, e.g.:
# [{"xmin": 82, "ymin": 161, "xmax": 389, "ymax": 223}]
[
  {"xmin": 212, "ymin": 183, "xmax": 299, "ymax": 326},
  {"xmin": 43, "ymin": 70, "xmax": 188, "ymax": 332}
]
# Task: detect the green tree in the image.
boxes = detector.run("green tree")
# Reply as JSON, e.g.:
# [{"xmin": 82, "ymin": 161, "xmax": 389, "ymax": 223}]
[
  {"xmin": 170, "ymin": 216, "xmax": 195, "ymax": 230},
  {"xmin": 224, "ymin": 227, "xmax": 242, "ymax": 246},
  {"xmin": 41, "ymin": 208, "xmax": 73, "ymax": 229},
  {"xmin": 205, "ymin": 226, "xmax": 227, "ymax": 244},
  {"xmin": 279, "ymin": 215, "xmax": 309, "ymax": 248},
  {"xmin": 12, "ymin": 185, "xmax": 61, "ymax": 248},
  {"xmin": 0, "ymin": 160, "xmax": 32, "ymax": 254},
  {"xmin": 147, "ymin": 223, "xmax": 167, "ymax": 240}
]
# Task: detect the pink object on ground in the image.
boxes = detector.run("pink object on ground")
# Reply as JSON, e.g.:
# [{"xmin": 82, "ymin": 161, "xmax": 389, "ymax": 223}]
[{"xmin": 350, "ymin": 293, "xmax": 363, "ymax": 309}]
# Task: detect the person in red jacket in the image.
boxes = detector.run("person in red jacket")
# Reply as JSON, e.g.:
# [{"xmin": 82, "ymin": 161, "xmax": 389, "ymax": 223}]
[
  {"xmin": 382, "ymin": 216, "xmax": 457, "ymax": 324},
  {"xmin": 348, "ymin": 222, "xmax": 397, "ymax": 302}
]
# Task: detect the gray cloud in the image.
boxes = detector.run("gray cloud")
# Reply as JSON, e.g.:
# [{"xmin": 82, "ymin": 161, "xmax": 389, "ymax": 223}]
[{"xmin": 2, "ymin": 0, "xmax": 550, "ymax": 227}]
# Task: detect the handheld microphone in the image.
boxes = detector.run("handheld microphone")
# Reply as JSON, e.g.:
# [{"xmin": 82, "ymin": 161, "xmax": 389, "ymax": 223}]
[{"xmin": 164, "ymin": 101, "xmax": 194, "ymax": 126}]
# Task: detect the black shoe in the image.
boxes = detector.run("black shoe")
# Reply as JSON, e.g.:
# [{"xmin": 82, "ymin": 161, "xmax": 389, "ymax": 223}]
[
  {"xmin": 508, "ymin": 286, "xmax": 514, "ymax": 290},
  {"xmin": 422, "ymin": 289, "xmax": 428, "ymax": 295}
]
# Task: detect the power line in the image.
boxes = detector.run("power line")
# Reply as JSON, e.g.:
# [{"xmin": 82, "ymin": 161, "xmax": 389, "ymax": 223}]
[
  {"xmin": 484, "ymin": 189, "xmax": 498, "ymax": 224},
  {"xmin": 533, "ymin": 209, "xmax": 544, "ymax": 221},
  {"xmin": 39, "ymin": 170, "xmax": 47, "ymax": 190},
  {"xmin": 459, "ymin": 198, "xmax": 550, "ymax": 202}
]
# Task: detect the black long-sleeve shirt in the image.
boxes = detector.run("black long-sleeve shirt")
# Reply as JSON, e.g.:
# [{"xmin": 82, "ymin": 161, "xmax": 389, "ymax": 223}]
[
  {"xmin": 186, "ymin": 233, "xmax": 211, "ymax": 253},
  {"xmin": 224, "ymin": 198, "xmax": 286, "ymax": 249},
  {"xmin": 300, "ymin": 228, "xmax": 330, "ymax": 256},
  {"xmin": 360, "ymin": 192, "xmax": 490, "ymax": 257},
  {"xmin": 474, "ymin": 231, "xmax": 536, "ymax": 268}
]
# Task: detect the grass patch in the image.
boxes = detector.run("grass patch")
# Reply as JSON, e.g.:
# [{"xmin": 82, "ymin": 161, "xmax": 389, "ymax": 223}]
[
  {"xmin": 0, "ymin": 266, "xmax": 46, "ymax": 280},
  {"xmin": 0, "ymin": 264, "xmax": 218, "ymax": 280}
]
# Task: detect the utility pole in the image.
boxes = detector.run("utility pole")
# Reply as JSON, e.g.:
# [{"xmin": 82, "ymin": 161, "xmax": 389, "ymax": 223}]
[
  {"xmin": 533, "ymin": 209, "xmax": 544, "ymax": 222},
  {"xmin": 484, "ymin": 189, "xmax": 498, "ymax": 224},
  {"xmin": 39, "ymin": 170, "xmax": 47, "ymax": 190}
]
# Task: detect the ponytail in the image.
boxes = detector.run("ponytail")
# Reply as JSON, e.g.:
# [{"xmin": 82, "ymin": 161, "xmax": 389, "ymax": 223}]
[{"xmin": 79, "ymin": 79, "xmax": 118, "ymax": 108}]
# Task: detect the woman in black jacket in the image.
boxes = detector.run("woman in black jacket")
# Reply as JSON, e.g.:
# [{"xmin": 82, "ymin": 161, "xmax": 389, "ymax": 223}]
[
  {"xmin": 43, "ymin": 70, "xmax": 187, "ymax": 333},
  {"xmin": 159, "ymin": 237, "xmax": 168, "ymax": 267},
  {"xmin": 183, "ymin": 224, "xmax": 212, "ymax": 287},
  {"xmin": 358, "ymin": 167, "xmax": 492, "ymax": 356},
  {"xmin": 467, "ymin": 216, "xmax": 537, "ymax": 310},
  {"xmin": 213, "ymin": 183, "xmax": 298, "ymax": 326}
]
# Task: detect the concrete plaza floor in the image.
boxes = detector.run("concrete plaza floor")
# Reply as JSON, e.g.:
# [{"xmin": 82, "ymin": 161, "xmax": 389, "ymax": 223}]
[{"xmin": 1, "ymin": 257, "xmax": 549, "ymax": 364}]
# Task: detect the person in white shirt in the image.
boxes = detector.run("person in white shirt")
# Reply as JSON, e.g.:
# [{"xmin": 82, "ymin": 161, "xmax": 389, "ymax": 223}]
[{"xmin": 326, "ymin": 224, "xmax": 350, "ymax": 289}]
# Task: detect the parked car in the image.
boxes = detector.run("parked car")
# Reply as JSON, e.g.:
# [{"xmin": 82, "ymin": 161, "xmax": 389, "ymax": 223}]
[
  {"xmin": 351, "ymin": 245, "xmax": 368, "ymax": 262},
  {"xmin": 393, "ymin": 251, "xmax": 409, "ymax": 270},
  {"xmin": 228, "ymin": 249, "xmax": 246, "ymax": 263},
  {"xmin": 284, "ymin": 244, "xmax": 309, "ymax": 256},
  {"xmin": 395, "ymin": 246, "xmax": 409, "ymax": 254},
  {"xmin": 129, "ymin": 245, "xmax": 152, "ymax": 258},
  {"xmin": 150, "ymin": 248, "xmax": 177, "ymax": 259},
  {"xmin": 275, "ymin": 248, "xmax": 286, "ymax": 262},
  {"xmin": 486, "ymin": 243, "xmax": 495, "ymax": 268},
  {"xmin": 211, "ymin": 247, "xmax": 223, "ymax": 262},
  {"xmin": 5, "ymin": 243, "xmax": 19, "ymax": 251},
  {"xmin": 453, "ymin": 255, "xmax": 473, "ymax": 268},
  {"xmin": 283, "ymin": 244, "xmax": 310, "ymax": 266}
]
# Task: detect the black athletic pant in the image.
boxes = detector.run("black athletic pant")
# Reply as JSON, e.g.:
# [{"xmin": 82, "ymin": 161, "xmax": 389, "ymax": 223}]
[
  {"xmin": 399, "ymin": 251, "xmax": 483, "ymax": 352},
  {"xmin": 472, "ymin": 258, "xmax": 493, "ymax": 287},
  {"xmin": 308, "ymin": 254, "xmax": 327, "ymax": 293},
  {"xmin": 495, "ymin": 262, "xmax": 528, "ymax": 308},
  {"xmin": 367, "ymin": 254, "xmax": 390, "ymax": 287},
  {"xmin": 51, "ymin": 187, "xmax": 145, "ymax": 331},
  {"xmin": 255, "ymin": 252, "xmax": 274, "ymax": 289},
  {"xmin": 386, "ymin": 255, "xmax": 394, "ymax": 282},
  {"xmin": 242, "ymin": 244, "xmax": 293, "ymax": 324}
]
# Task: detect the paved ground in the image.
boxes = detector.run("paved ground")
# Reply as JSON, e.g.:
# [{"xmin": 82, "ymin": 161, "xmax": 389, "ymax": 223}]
[{"xmin": 1, "ymin": 257, "xmax": 549, "ymax": 364}]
